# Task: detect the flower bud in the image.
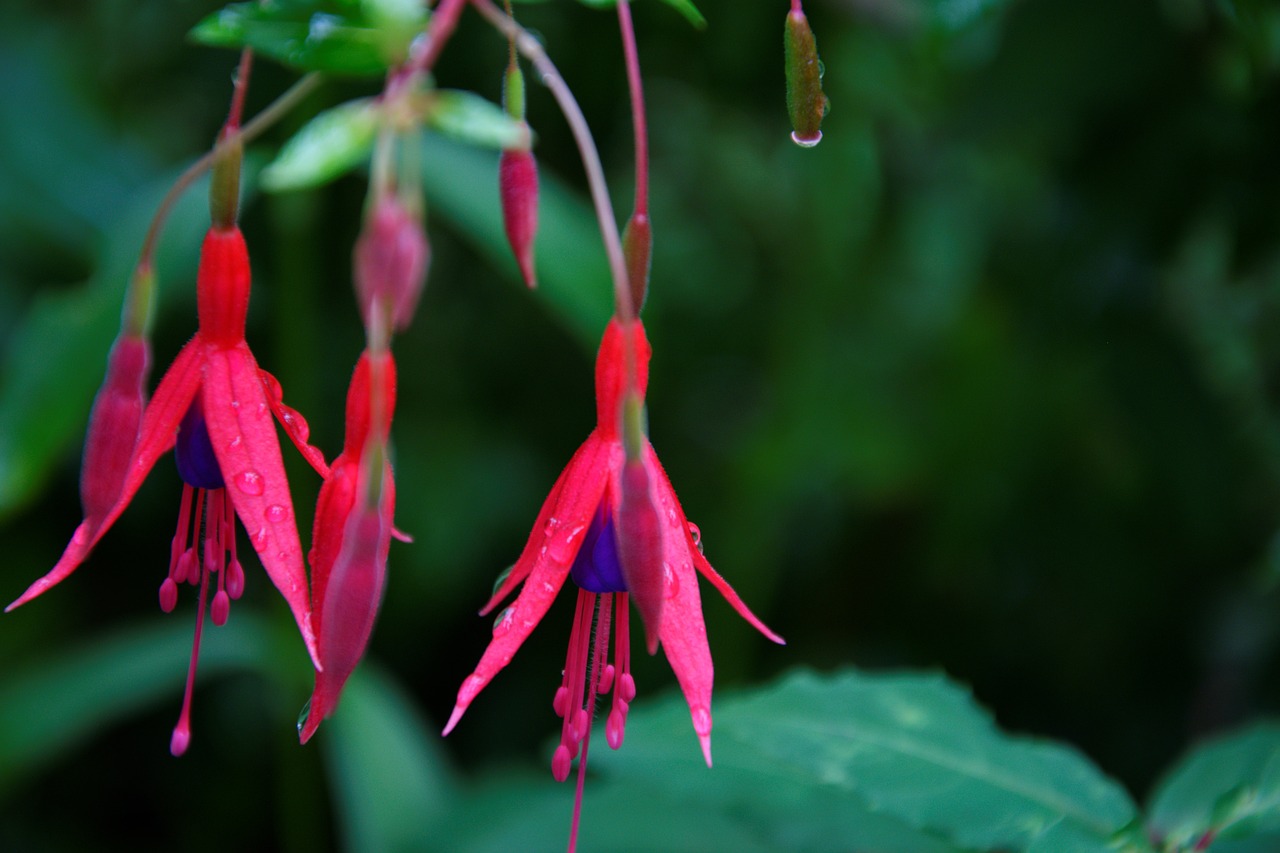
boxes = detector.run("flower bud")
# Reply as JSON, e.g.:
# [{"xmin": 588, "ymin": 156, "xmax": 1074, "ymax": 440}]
[
  {"xmin": 354, "ymin": 195, "xmax": 429, "ymax": 331},
  {"xmin": 80, "ymin": 333, "xmax": 150, "ymax": 524},
  {"xmin": 784, "ymin": 7, "xmax": 828, "ymax": 147},
  {"xmin": 499, "ymin": 145, "xmax": 540, "ymax": 288},
  {"xmin": 617, "ymin": 439, "xmax": 664, "ymax": 655}
]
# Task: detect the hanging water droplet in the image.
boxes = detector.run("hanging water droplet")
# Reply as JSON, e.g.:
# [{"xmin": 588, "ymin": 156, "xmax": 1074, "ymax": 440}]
[
  {"xmin": 296, "ymin": 698, "xmax": 312, "ymax": 734},
  {"xmin": 791, "ymin": 130, "xmax": 822, "ymax": 148},
  {"xmin": 492, "ymin": 606, "xmax": 516, "ymax": 637},
  {"xmin": 687, "ymin": 522, "xmax": 704, "ymax": 554},
  {"xmin": 265, "ymin": 504, "xmax": 288, "ymax": 523},
  {"xmin": 235, "ymin": 470, "xmax": 264, "ymax": 496}
]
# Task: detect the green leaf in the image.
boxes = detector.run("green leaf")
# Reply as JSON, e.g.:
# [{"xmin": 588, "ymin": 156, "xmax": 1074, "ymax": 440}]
[
  {"xmin": 591, "ymin": 668, "xmax": 1145, "ymax": 852},
  {"xmin": 1148, "ymin": 722, "xmax": 1280, "ymax": 850},
  {"xmin": 190, "ymin": 1, "xmax": 423, "ymax": 76},
  {"xmin": 418, "ymin": 134, "xmax": 611, "ymax": 346},
  {"xmin": 261, "ymin": 98, "xmax": 379, "ymax": 191},
  {"xmin": 426, "ymin": 91, "xmax": 532, "ymax": 151},
  {"xmin": 322, "ymin": 664, "xmax": 455, "ymax": 853},
  {"xmin": 0, "ymin": 616, "xmax": 271, "ymax": 795},
  {"xmin": 569, "ymin": 0, "xmax": 707, "ymax": 29}
]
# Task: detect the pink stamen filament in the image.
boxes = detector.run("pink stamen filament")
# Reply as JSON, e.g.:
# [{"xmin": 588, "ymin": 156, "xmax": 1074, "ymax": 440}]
[
  {"xmin": 171, "ymin": 518, "xmax": 213, "ymax": 757},
  {"xmin": 568, "ymin": 594, "xmax": 613, "ymax": 853}
]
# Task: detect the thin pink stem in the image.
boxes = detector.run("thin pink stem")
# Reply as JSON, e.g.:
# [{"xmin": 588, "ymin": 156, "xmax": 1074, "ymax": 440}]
[
  {"xmin": 791, "ymin": 0, "xmax": 803, "ymax": 13},
  {"xmin": 227, "ymin": 49, "xmax": 255, "ymax": 131},
  {"xmin": 171, "ymin": 504, "xmax": 213, "ymax": 757},
  {"xmin": 405, "ymin": 0, "xmax": 468, "ymax": 79},
  {"xmin": 617, "ymin": 0, "xmax": 648, "ymax": 217}
]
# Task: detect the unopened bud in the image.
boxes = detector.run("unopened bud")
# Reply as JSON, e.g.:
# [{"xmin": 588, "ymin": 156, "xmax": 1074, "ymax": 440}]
[
  {"xmin": 210, "ymin": 131, "xmax": 244, "ymax": 227},
  {"xmin": 622, "ymin": 213, "xmax": 652, "ymax": 316},
  {"xmin": 784, "ymin": 7, "xmax": 828, "ymax": 147},
  {"xmin": 354, "ymin": 195, "xmax": 429, "ymax": 331},
  {"xmin": 499, "ymin": 145, "xmax": 539, "ymax": 288},
  {"xmin": 618, "ymin": 451, "xmax": 664, "ymax": 655},
  {"xmin": 81, "ymin": 334, "xmax": 150, "ymax": 524}
]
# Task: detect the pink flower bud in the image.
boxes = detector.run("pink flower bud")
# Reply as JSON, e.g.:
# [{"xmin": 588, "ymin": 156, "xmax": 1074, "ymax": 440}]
[
  {"xmin": 499, "ymin": 146, "xmax": 539, "ymax": 288},
  {"xmin": 80, "ymin": 334, "xmax": 150, "ymax": 525},
  {"xmin": 784, "ymin": 7, "xmax": 828, "ymax": 147},
  {"xmin": 618, "ymin": 454, "xmax": 664, "ymax": 655},
  {"xmin": 354, "ymin": 196, "xmax": 429, "ymax": 331}
]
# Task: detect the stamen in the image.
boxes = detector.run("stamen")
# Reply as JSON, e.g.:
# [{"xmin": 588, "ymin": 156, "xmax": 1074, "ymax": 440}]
[
  {"xmin": 161, "ymin": 485, "xmax": 198, "ymax": 611},
  {"xmin": 607, "ymin": 593, "xmax": 634, "ymax": 749},
  {"xmin": 569, "ymin": 592, "xmax": 612, "ymax": 853},
  {"xmin": 186, "ymin": 490, "xmax": 206, "ymax": 586},
  {"xmin": 553, "ymin": 590, "xmax": 594, "ymax": 781},
  {"xmin": 170, "ymin": 527, "xmax": 213, "ymax": 757},
  {"xmin": 224, "ymin": 490, "xmax": 245, "ymax": 599}
]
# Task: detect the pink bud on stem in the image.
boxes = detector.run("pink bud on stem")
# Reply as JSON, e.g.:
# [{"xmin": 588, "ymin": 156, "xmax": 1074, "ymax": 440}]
[
  {"xmin": 499, "ymin": 146, "xmax": 540, "ymax": 288},
  {"xmin": 354, "ymin": 194, "xmax": 429, "ymax": 331}
]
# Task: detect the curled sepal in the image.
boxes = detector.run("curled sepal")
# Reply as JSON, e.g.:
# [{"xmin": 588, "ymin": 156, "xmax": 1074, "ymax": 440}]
[
  {"xmin": 499, "ymin": 146, "xmax": 539, "ymax": 288},
  {"xmin": 354, "ymin": 194, "xmax": 429, "ymax": 331},
  {"xmin": 784, "ymin": 6, "xmax": 828, "ymax": 148},
  {"xmin": 618, "ymin": 454, "xmax": 664, "ymax": 654},
  {"xmin": 80, "ymin": 334, "xmax": 151, "ymax": 523},
  {"xmin": 299, "ymin": 448, "xmax": 394, "ymax": 744},
  {"xmin": 622, "ymin": 213, "xmax": 652, "ymax": 316}
]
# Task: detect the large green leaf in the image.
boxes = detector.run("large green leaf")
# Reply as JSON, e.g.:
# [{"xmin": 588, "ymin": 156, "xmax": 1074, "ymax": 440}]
[
  {"xmin": 1147, "ymin": 722, "xmax": 1280, "ymax": 851},
  {"xmin": 262, "ymin": 98, "xmax": 380, "ymax": 191},
  {"xmin": 0, "ymin": 615, "xmax": 274, "ymax": 794},
  {"xmin": 322, "ymin": 664, "xmax": 455, "ymax": 853},
  {"xmin": 591, "ymin": 668, "xmax": 1146, "ymax": 852},
  {"xmin": 426, "ymin": 91, "xmax": 532, "ymax": 151},
  {"xmin": 190, "ymin": 0, "xmax": 425, "ymax": 77}
]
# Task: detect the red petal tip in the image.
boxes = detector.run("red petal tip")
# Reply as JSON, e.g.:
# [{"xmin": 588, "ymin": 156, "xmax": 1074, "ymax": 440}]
[{"xmin": 441, "ymin": 704, "xmax": 466, "ymax": 737}]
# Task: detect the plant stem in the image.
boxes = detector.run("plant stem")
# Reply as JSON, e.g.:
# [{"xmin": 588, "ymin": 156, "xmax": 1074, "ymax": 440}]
[
  {"xmin": 617, "ymin": 0, "xmax": 648, "ymax": 218},
  {"xmin": 469, "ymin": 0, "xmax": 634, "ymax": 323}
]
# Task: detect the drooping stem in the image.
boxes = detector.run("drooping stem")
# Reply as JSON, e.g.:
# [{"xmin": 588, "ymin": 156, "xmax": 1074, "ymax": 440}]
[
  {"xmin": 135, "ymin": 72, "xmax": 322, "ymax": 273},
  {"xmin": 470, "ymin": 0, "xmax": 634, "ymax": 323},
  {"xmin": 617, "ymin": 1, "xmax": 648, "ymax": 218},
  {"xmin": 227, "ymin": 48, "xmax": 255, "ymax": 131}
]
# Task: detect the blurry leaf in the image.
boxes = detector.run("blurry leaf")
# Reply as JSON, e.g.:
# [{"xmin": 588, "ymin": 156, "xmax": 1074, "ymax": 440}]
[
  {"xmin": 0, "ymin": 616, "xmax": 271, "ymax": 795},
  {"xmin": 418, "ymin": 134, "xmax": 611, "ymax": 346},
  {"xmin": 1147, "ymin": 722, "xmax": 1280, "ymax": 850},
  {"xmin": 322, "ymin": 664, "xmax": 455, "ymax": 853},
  {"xmin": 918, "ymin": 0, "xmax": 1014, "ymax": 31},
  {"xmin": 190, "ymin": 1, "xmax": 423, "ymax": 76},
  {"xmin": 571, "ymin": 0, "xmax": 707, "ymax": 29},
  {"xmin": 426, "ymin": 91, "xmax": 532, "ymax": 151},
  {"xmin": 593, "ymin": 668, "xmax": 1145, "ymax": 852},
  {"xmin": 262, "ymin": 98, "xmax": 379, "ymax": 191}
]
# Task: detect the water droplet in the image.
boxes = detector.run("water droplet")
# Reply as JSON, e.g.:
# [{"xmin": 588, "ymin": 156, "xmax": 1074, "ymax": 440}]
[
  {"xmin": 687, "ymin": 522, "xmax": 703, "ymax": 554},
  {"xmin": 265, "ymin": 504, "xmax": 288, "ymax": 523},
  {"xmin": 663, "ymin": 562, "xmax": 679, "ymax": 599},
  {"xmin": 256, "ymin": 402, "xmax": 267, "ymax": 418},
  {"xmin": 226, "ymin": 436, "xmax": 242, "ymax": 451},
  {"xmin": 252, "ymin": 528, "xmax": 268, "ymax": 550},
  {"xmin": 235, "ymin": 470, "xmax": 264, "ymax": 496},
  {"xmin": 543, "ymin": 516, "xmax": 560, "ymax": 536},
  {"xmin": 791, "ymin": 130, "xmax": 822, "ymax": 148},
  {"xmin": 296, "ymin": 698, "xmax": 312, "ymax": 733},
  {"xmin": 547, "ymin": 523, "xmax": 586, "ymax": 563},
  {"xmin": 492, "ymin": 606, "xmax": 516, "ymax": 637},
  {"xmin": 691, "ymin": 705, "xmax": 712, "ymax": 736},
  {"xmin": 230, "ymin": 400, "xmax": 240, "ymax": 409}
]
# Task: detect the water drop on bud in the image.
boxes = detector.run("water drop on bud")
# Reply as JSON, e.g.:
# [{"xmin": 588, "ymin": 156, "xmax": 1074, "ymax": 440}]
[
  {"xmin": 499, "ymin": 145, "xmax": 540, "ymax": 288},
  {"xmin": 784, "ymin": 6, "xmax": 828, "ymax": 147},
  {"xmin": 354, "ymin": 195, "xmax": 429, "ymax": 331}
]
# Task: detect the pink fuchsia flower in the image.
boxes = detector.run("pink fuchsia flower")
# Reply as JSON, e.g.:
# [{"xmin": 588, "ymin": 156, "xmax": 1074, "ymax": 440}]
[
  {"xmin": 443, "ymin": 317, "xmax": 783, "ymax": 777},
  {"xmin": 7, "ymin": 224, "xmax": 329, "ymax": 755},
  {"xmin": 299, "ymin": 349, "xmax": 399, "ymax": 743}
]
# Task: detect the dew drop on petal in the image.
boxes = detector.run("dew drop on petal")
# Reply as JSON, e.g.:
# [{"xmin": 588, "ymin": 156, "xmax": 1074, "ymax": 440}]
[
  {"xmin": 688, "ymin": 522, "xmax": 703, "ymax": 554},
  {"xmin": 663, "ymin": 562, "xmax": 679, "ymax": 599},
  {"xmin": 691, "ymin": 705, "xmax": 712, "ymax": 737},
  {"xmin": 226, "ymin": 436, "xmax": 242, "ymax": 451},
  {"xmin": 265, "ymin": 504, "xmax": 288, "ymax": 523},
  {"xmin": 492, "ymin": 606, "xmax": 515, "ymax": 637},
  {"xmin": 252, "ymin": 528, "xmax": 268, "ymax": 550},
  {"xmin": 235, "ymin": 470, "xmax": 264, "ymax": 496}
]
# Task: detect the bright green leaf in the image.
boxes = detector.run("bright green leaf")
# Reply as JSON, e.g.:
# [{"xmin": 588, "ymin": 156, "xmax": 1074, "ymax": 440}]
[
  {"xmin": 426, "ymin": 91, "xmax": 532, "ymax": 151},
  {"xmin": 190, "ymin": 2, "xmax": 415, "ymax": 76},
  {"xmin": 261, "ymin": 98, "xmax": 379, "ymax": 191},
  {"xmin": 1148, "ymin": 722, "xmax": 1280, "ymax": 850},
  {"xmin": 0, "ymin": 616, "xmax": 271, "ymax": 795},
  {"xmin": 592, "ymin": 668, "xmax": 1144, "ymax": 853}
]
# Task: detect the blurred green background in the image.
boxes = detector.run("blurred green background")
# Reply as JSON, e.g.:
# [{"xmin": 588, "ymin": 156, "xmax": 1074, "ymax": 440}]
[{"xmin": 3, "ymin": 0, "xmax": 1280, "ymax": 850}]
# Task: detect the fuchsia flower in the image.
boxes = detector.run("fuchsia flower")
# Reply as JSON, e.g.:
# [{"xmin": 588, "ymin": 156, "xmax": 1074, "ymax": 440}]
[
  {"xmin": 7, "ymin": 225, "xmax": 329, "ymax": 755},
  {"xmin": 299, "ymin": 350, "xmax": 398, "ymax": 743},
  {"xmin": 444, "ymin": 317, "xmax": 783, "ymax": 777}
]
